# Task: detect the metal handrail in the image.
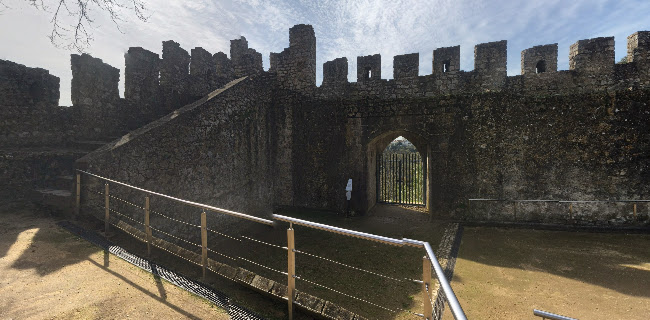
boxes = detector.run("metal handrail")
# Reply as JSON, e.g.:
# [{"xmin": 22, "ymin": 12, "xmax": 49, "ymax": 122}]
[
  {"xmin": 272, "ymin": 214, "xmax": 468, "ymax": 320},
  {"xmin": 77, "ymin": 169, "xmax": 274, "ymax": 226},
  {"xmin": 534, "ymin": 309, "xmax": 578, "ymax": 320},
  {"xmin": 77, "ymin": 171, "xmax": 467, "ymax": 319},
  {"xmin": 273, "ymin": 214, "xmax": 404, "ymax": 246}
]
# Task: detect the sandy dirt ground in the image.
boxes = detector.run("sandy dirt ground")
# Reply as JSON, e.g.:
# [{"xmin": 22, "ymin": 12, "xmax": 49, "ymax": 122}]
[
  {"xmin": 0, "ymin": 203, "xmax": 229, "ymax": 320},
  {"xmin": 449, "ymin": 226, "xmax": 650, "ymax": 320}
]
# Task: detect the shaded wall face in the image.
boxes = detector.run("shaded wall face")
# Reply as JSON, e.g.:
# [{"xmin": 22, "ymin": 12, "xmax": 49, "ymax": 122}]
[
  {"xmin": 295, "ymin": 90, "xmax": 650, "ymax": 225},
  {"xmin": 79, "ymin": 78, "xmax": 276, "ymax": 235},
  {"xmin": 0, "ymin": 59, "xmax": 69, "ymax": 147},
  {"xmin": 287, "ymin": 99, "xmax": 349, "ymax": 212}
]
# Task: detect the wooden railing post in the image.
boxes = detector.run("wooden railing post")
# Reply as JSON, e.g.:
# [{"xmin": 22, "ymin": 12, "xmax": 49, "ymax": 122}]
[
  {"xmin": 569, "ymin": 203, "xmax": 573, "ymax": 220},
  {"xmin": 104, "ymin": 183, "xmax": 109, "ymax": 234},
  {"xmin": 201, "ymin": 210, "xmax": 207, "ymax": 280},
  {"xmin": 75, "ymin": 173, "xmax": 81, "ymax": 216},
  {"xmin": 287, "ymin": 224, "xmax": 296, "ymax": 320},
  {"xmin": 423, "ymin": 255, "xmax": 433, "ymax": 320},
  {"xmin": 633, "ymin": 203, "xmax": 637, "ymax": 221},
  {"xmin": 145, "ymin": 196, "xmax": 151, "ymax": 256}
]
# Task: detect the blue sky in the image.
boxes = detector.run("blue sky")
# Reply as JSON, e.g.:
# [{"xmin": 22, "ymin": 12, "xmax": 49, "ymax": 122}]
[{"xmin": 1, "ymin": 0, "xmax": 649, "ymax": 105}]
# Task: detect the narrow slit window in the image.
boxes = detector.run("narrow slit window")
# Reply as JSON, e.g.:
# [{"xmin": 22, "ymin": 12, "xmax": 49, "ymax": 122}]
[
  {"xmin": 536, "ymin": 60, "xmax": 546, "ymax": 73},
  {"xmin": 443, "ymin": 60, "xmax": 451, "ymax": 73},
  {"xmin": 365, "ymin": 67, "xmax": 372, "ymax": 79}
]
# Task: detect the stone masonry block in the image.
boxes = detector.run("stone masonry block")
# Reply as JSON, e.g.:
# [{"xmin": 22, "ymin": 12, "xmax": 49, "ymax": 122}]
[
  {"xmin": 322, "ymin": 301, "xmax": 356, "ymax": 320},
  {"xmin": 393, "ymin": 53, "xmax": 419, "ymax": 79},
  {"xmin": 323, "ymin": 57, "xmax": 348, "ymax": 84},
  {"xmin": 569, "ymin": 37, "xmax": 614, "ymax": 74},
  {"xmin": 627, "ymin": 31, "xmax": 650, "ymax": 63},
  {"xmin": 357, "ymin": 54, "xmax": 381, "ymax": 82},
  {"xmin": 521, "ymin": 43, "xmax": 558, "ymax": 75},
  {"xmin": 433, "ymin": 45, "xmax": 460, "ymax": 74},
  {"xmin": 295, "ymin": 291, "xmax": 326, "ymax": 314}
]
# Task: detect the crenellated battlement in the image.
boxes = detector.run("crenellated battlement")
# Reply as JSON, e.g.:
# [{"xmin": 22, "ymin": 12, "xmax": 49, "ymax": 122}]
[
  {"xmin": 3, "ymin": 24, "xmax": 650, "ymax": 149},
  {"xmin": 393, "ymin": 53, "xmax": 419, "ymax": 79},
  {"xmin": 521, "ymin": 44, "xmax": 557, "ymax": 75},
  {"xmin": 4, "ymin": 24, "xmax": 650, "ymax": 230},
  {"xmin": 316, "ymin": 28, "xmax": 650, "ymax": 98},
  {"xmin": 270, "ymin": 24, "xmax": 316, "ymax": 91}
]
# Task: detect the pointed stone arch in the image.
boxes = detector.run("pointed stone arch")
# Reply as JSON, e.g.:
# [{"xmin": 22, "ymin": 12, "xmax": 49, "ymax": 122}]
[{"xmin": 365, "ymin": 129, "xmax": 433, "ymax": 214}]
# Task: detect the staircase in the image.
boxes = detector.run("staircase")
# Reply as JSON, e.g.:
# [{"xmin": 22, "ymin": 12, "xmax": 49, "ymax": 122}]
[{"xmin": 28, "ymin": 134, "xmax": 129, "ymax": 215}]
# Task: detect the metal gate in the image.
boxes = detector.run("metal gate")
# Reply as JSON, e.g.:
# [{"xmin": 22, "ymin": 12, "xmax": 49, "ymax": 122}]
[{"xmin": 377, "ymin": 152, "xmax": 426, "ymax": 205}]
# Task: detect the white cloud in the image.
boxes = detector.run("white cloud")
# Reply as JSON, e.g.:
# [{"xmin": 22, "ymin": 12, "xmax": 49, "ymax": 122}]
[{"xmin": 1, "ymin": 0, "xmax": 648, "ymax": 105}]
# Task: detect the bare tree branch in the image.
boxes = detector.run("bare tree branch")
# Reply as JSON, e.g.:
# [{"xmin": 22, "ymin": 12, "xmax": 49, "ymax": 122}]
[{"xmin": 17, "ymin": 0, "xmax": 150, "ymax": 52}]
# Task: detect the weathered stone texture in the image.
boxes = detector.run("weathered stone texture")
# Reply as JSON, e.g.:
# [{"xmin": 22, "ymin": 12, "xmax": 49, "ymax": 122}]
[
  {"xmin": 474, "ymin": 40, "xmax": 507, "ymax": 89},
  {"xmin": 393, "ymin": 53, "xmax": 419, "ymax": 78},
  {"xmin": 230, "ymin": 37, "xmax": 263, "ymax": 77},
  {"xmin": 357, "ymin": 54, "xmax": 381, "ymax": 82},
  {"xmin": 0, "ymin": 60, "xmax": 68, "ymax": 147},
  {"xmin": 71, "ymin": 53, "xmax": 120, "ymax": 106},
  {"xmin": 71, "ymin": 53, "xmax": 124, "ymax": 139},
  {"xmin": 78, "ymin": 76, "xmax": 275, "ymax": 234},
  {"xmin": 521, "ymin": 43, "xmax": 558, "ymax": 75},
  {"xmin": 569, "ymin": 37, "xmax": 615, "ymax": 75},
  {"xmin": 124, "ymin": 47, "xmax": 160, "ymax": 102},
  {"xmin": 322, "ymin": 57, "xmax": 348, "ymax": 86},
  {"xmin": 159, "ymin": 40, "xmax": 191, "ymax": 112},
  {"xmin": 273, "ymin": 24, "xmax": 316, "ymax": 91},
  {"xmin": 188, "ymin": 47, "xmax": 217, "ymax": 97},
  {"xmin": 0, "ymin": 59, "xmax": 60, "ymax": 108},
  {"xmin": 214, "ymin": 51, "xmax": 234, "ymax": 79},
  {"xmin": 433, "ymin": 45, "xmax": 460, "ymax": 74},
  {"xmin": 3, "ymin": 24, "xmax": 650, "ymax": 229}
]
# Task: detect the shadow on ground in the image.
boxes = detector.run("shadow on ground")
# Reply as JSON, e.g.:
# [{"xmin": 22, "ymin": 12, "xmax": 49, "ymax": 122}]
[{"xmin": 458, "ymin": 226, "xmax": 650, "ymax": 298}]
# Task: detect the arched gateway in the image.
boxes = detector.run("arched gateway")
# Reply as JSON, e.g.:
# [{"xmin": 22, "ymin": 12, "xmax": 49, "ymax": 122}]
[{"xmin": 364, "ymin": 130, "xmax": 435, "ymax": 214}]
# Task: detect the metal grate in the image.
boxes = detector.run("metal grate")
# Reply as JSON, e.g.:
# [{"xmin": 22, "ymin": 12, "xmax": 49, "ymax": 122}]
[{"xmin": 377, "ymin": 152, "xmax": 426, "ymax": 205}]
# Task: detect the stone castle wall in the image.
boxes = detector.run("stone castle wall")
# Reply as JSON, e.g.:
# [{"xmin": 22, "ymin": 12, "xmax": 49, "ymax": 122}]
[
  {"xmin": 2, "ymin": 25, "xmax": 649, "ymax": 226},
  {"xmin": 77, "ymin": 75, "xmax": 276, "ymax": 235}
]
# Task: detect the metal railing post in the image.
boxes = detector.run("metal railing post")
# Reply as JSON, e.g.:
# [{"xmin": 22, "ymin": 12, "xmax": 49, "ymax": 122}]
[
  {"xmin": 423, "ymin": 255, "xmax": 433, "ymax": 319},
  {"xmin": 75, "ymin": 173, "xmax": 81, "ymax": 216},
  {"xmin": 104, "ymin": 183, "xmax": 109, "ymax": 234},
  {"xmin": 145, "ymin": 196, "xmax": 151, "ymax": 256},
  {"xmin": 201, "ymin": 210, "xmax": 208, "ymax": 280},
  {"xmin": 287, "ymin": 223, "xmax": 296, "ymax": 320}
]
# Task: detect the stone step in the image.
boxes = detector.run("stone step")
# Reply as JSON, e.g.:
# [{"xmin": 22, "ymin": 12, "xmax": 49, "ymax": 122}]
[
  {"xmin": 50, "ymin": 175, "xmax": 75, "ymax": 190},
  {"xmin": 68, "ymin": 140, "xmax": 113, "ymax": 152},
  {"xmin": 31, "ymin": 188, "xmax": 74, "ymax": 216}
]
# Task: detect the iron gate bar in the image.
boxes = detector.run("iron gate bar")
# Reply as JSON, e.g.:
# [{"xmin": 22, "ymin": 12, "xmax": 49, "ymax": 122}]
[{"xmin": 378, "ymin": 153, "xmax": 425, "ymax": 205}]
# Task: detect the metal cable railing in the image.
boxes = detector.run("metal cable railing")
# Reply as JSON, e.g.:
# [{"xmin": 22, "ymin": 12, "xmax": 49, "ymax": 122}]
[
  {"xmin": 109, "ymin": 207, "xmax": 144, "ymax": 226},
  {"xmin": 150, "ymin": 226, "xmax": 202, "ymax": 248},
  {"xmin": 273, "ymin": 214, "xmax": 467, "ymax": 320},
  {"xmin": 109, "ymin": 193, "xmax": 145, "ymax": 210},
  {"xmin": 238, "ymin": 256, "xmax": 287, "ymax": 275},
  {"xmin": 75, "ymin": 170, "xmax": 466, "ymax": 320},
  {"xmin": 206, "ymin": 247, "xmax": 237, "ymax": 261},
  {"xmin": 77, "ymin": 169, "xmax": 274, "ymax": 226},
  {"xmin": 241, "ymin": 235, "xmax": 287, "ymax": 250},
  {"xmin": 294, "ymin": 275, "xmax": 405, "ymax": 314},
  {"xmin": 151, "ymin": 209, "xmax": 201, "ymax": 228},
  {"xmin": 206, "ymin": 227, "xmax": 242, "ymax": 242},
  {"xmin": 294, "ymin": 248, "xmax": 415, "ymax": 283},
  {"xmin": 106, "ymin": 217, "xmax": 146, "ymax": 242}
]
